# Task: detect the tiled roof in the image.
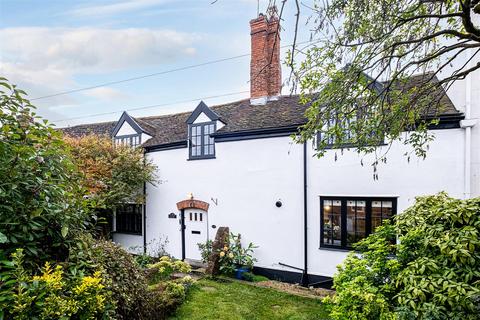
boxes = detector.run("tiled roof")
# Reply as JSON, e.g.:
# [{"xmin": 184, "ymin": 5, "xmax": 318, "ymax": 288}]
[{"xmin": 60, "ymin": 74, "xmax": 461, "ymax": 148}]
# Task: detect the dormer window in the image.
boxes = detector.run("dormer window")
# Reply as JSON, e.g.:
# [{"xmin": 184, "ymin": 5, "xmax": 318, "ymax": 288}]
[
  {"xmin": 115, "ymin": 134, "xmax": 141, "ymax": 147},
  {"xmin": 186, "ymin": 101, "xmax": 222, "ymax": 160},
  {"xmin": 190, "ymin": 122, "xmax": 216, "ymax": 159},
  {"xmin": 111, "ymin": 111, "xmax": 153, "ymax": 148}
]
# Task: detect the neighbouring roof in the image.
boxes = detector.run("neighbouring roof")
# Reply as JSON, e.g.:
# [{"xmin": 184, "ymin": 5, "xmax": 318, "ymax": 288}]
[{"xmin": 60, "ymin": 74, "xmax": 462, "ymax": 149}]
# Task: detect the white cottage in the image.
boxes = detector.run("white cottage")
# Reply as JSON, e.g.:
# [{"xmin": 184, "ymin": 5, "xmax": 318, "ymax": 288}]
[{"xmin": 62, "ymin": 13, "xmax": 479, "ymax": 287}]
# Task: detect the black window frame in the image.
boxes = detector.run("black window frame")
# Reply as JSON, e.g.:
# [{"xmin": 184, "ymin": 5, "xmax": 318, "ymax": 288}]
[
  {"xmin": 115, "ymin": 204, "xmax": 142, "ymax": 235},
  {"xmin": 316, "ymin": 107, "xmax": 386, "ymax": 150},
  {"xmin": 114, "ymin": 133, "xmax": 141, "ymax": 147},
  {"xmin": 320, "ymin": 196, "xmax": 397, "ymax": 250},
  {"xmin": 189, "ymin": 121, "xmax": 216, "ymax": 160}
]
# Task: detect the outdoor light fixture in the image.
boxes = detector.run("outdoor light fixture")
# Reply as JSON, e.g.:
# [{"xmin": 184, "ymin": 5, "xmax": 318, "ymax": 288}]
[{"xmin": 275, "ymin": 200, "xmax": 282, "ymax": 208}]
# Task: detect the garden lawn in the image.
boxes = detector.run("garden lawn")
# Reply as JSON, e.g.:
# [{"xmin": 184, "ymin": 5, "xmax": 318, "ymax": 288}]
[{"xmin": 169, "ymin": 278, "xmax": 330, "ymax": 320}]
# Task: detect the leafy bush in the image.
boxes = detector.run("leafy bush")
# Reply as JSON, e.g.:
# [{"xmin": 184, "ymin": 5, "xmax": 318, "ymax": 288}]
[
  {"xmin": 218, "ymin": 233, "xmax": 257, "ymax": 275},
  {"xmin": 0, "ymin": 78, "xmax": 88, "ymax": 266},
  {"xmin": 64, "ymin": 134, "xmax": 157, "ymax": 209},
  {"xmin": 197, "ymin": 239, "xmax": 213, "ymax": 263},
  {"xmin": 71, "ymin": 236, "xmax": 156, "ymax": 319},
  {"xmin": 326, "ymin": 193, "xmax": 480, "ymax": 320},
  {"xmin": 148, "ymin": 256, "xmax": 192, "ymax": 283},
  {"xmin": 1, "ymin": 249, "xmax": 113, "ymax": 320}
]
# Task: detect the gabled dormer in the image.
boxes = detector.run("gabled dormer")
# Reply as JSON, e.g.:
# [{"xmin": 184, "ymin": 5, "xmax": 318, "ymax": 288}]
[
  {"xmin": 186, "ymin": 101, "xmax": 224, "ymax": 160},
  {"xmin": 112, "ymin": 111, "xmax": 153, "ymax": 147}
]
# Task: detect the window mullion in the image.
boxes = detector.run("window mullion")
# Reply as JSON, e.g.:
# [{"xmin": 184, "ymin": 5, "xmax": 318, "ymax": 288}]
[
  {"xmin": 366, "ymin": 200, "xmax": 372, "ymax": 236},
  {"xmin": 200, "ymin": 124, "xmax": 205, "ymax": 156},
  {"xmin": 341, "ymin": 200, "xmax": 347, "ymax": 248}
]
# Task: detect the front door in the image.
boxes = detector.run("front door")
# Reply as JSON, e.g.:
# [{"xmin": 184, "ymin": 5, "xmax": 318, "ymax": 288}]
[{"xmin": 184, "ymin": 208, "xmax": 208, "ymax": 261}]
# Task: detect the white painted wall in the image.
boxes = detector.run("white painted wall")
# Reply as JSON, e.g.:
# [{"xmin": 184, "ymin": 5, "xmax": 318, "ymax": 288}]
[
  {"xmin": 112, "ymin": 208, "xmax": 144, "ymax": 254},
  {"xmin": 440, "ymin": 49, "xmax": 480, "ymax": 197},
  {"xmin": 124, "ymin": 127, "xmax": 467, "ymax": 278}
]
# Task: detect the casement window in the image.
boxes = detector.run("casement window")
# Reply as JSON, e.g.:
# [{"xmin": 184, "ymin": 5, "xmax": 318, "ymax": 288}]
[
  {"xmin": 317, "ymin": 107, "xmax": 383, "ymax": 149},
  {"xmin": 115, "ymin": 204, "xmax": 142, "ymax": 235},
  {"xmin": 317, "ymin": 113, "xmax": 357, "ymax": 148},
  {"xmin": 115, "ymin": 134, "xmax": 141, "ymax": 147},
  {"xmin": 189, "ymin": 122, "xmax": 216, "ymax": 159},
  {"xmin": 320, "ymin": 197, "xmax": 396, "ymax": 250}
]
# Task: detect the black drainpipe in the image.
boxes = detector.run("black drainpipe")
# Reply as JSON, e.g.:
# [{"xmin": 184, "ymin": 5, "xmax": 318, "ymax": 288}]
[
  {"xmin": 301, "ymin": 141, "xmax": 309, "ymax": 287},
  {"xmin": 142, "ymin": 148, "xmax": 147, "ymax": 254},
  {"xmin": 143, "ymin": 181, "xmax": 147, "ymax": 254}
]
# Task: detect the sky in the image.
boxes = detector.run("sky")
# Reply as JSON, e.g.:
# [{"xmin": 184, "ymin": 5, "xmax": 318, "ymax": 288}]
[{"xmin": 0, "ymin": 0, "xmax": 312, "ymax": 127}]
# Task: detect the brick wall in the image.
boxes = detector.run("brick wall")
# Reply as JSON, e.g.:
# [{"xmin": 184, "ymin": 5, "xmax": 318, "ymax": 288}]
[{"xmin": 250, "ymin": 14, "xmax": 281, "ymax": 101}]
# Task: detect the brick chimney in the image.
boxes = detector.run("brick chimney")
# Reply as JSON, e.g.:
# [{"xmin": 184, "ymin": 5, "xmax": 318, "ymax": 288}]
[{"xmin": 250, "ymin": 12, "xmax": 281, "ymax": 105}]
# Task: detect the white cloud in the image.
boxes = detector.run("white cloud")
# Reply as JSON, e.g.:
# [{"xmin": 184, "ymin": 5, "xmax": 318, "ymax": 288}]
[
  {"xmin": 69, "ymin": 0, "xmax": 170, "ymax": 17},
  {"xmin": 81, "ymin": 87, "xmax": 127, "ymax": 102},
  {"xmin": 0, "ymin": 26, "xmax": 199, "ymax": 102}
]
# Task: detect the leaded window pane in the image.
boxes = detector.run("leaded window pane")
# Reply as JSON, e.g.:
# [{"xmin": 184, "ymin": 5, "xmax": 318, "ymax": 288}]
[{"xmin": 190, "ymin": 122, "xmax": 216, "ymax": 158}]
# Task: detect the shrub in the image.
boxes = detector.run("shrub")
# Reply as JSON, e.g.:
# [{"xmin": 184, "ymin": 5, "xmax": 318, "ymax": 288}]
[
  {"xmin": 197, "ymin": 239, "xmax": 213, "ymax": 263},
  {"xmin": 218, "ymin": 233, "xmax": 257, "ymax": 275},
  {"xmin": 147, "ymin": 256, "xmax": 191, "ymax": 283},
  {"xmin": 0, "ymin": 78, "xmax": 88, "ymax": 266},
  {"xmin": 1, "ymin": 249, "xmax": 113, "ymax": 320},
  {"xmin": 326, "ymin": 193, "xmax": 480, "ymax": 320},
  {"xmin": 64, "ymin": 134, "xmax": 157, "ymax": 210},
  {"xmin": 77, "ymin": 237, "xmax": 155, "ymax": 319}
]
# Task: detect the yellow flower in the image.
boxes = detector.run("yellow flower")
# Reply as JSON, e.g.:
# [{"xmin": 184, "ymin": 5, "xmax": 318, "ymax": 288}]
[
  {"xmin": 228, "ymin": 253, "xmax": 234, "ymax": 259},
  {"xmin": 223, "ymin": 246, "xmax": 229, "ymax": 251},
  {"xmin": 219, "ymin": 251, "xmax": 225, "ymax": 257}
]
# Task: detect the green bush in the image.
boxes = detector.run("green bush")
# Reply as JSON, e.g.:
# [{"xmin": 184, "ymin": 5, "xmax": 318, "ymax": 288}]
[
  {"xmin": 326, "ymin": 193, "xmax": 480, "ymax": 320},
  {"xmin": 1, "ymin": 249, "xmax": 113, "ymax": 320},
  {"xmin": 147, "ymin": 256, "xmax": 191, "ymax": 284},
  {"xmin": 0, "ymin": 78, "xmax": 88, "ymax": 267},
  {"xmin": 70, "ymin": 236, "xmax": 156, "ymax": 319},
  {"xmin": 197, "ymin": 239, "xmax": 213, "ymax": 263},
  {"xmin": 68, "ymin": 236, "xmax": 193, "ymax": 320}
]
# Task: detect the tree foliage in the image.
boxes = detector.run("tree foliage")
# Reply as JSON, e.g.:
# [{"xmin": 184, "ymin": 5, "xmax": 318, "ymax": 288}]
[
  {"xmin": 63, "ymin": 134, "xmax": 157, "ymax": 209},
  {"xmin": 0, "ymin": 77, "xmax": 88, "ymax": 265},
  {"xmin": 285, "ymin": 0, "xmax": 480, "ymax": 169},
  {"xmin": 326, "ymin": 193, "xmax": 480, "ymax": 319}
]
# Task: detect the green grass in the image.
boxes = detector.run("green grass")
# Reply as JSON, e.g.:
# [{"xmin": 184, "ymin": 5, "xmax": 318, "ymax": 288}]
[{"xmin": 169, "ymin": 278, "xmax": 331, "ymax": 320}]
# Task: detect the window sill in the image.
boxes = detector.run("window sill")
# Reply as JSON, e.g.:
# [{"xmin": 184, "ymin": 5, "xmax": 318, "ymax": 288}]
[
  {"xmin": 113, "ymin": 231, "xmax": 142, "ymax": 236},
  {"xmin": 187, "ymin": 156, "xmax": 216, "ymax": 161},
  {"xmin": 319, "ymin": 245, "xmax": 352, "ymax": 252}
]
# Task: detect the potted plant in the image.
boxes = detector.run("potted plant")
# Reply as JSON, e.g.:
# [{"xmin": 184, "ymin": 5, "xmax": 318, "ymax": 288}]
[{"xmin": 218, "ymin": 233, "xmax": 257, "ymax": 279}]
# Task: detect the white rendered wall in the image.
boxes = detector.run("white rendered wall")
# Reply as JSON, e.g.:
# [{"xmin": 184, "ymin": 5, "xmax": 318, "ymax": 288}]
[
  {"xmin": 112, "ymin": 233, "xmax": 143, "ymax": 254},
  {"xmin": 133, "ymin": 128, "xmax": 466, "ymax": 278},
  {"xmin": 440, "ymin": 49, "xmax": 480, "ymax": 197}
]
